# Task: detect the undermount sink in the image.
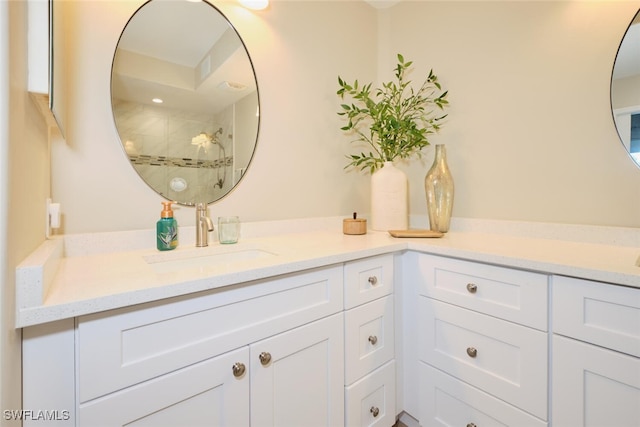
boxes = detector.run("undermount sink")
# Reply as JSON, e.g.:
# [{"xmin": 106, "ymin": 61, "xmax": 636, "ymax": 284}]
[{"xmin": 143, "ymin": 245, "xmax": 278, "ymax": 274}]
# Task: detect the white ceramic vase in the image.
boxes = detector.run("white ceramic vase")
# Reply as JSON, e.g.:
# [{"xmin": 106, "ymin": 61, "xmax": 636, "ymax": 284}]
[{"xmin": 370, "ymin": 161, "xmax": 408, "ymax": 231}]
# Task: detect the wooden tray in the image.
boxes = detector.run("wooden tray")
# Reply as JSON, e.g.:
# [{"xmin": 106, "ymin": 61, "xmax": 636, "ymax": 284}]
[{"xmin": 388, "ymin": 229, "xmax": 444, "ymax": 238}]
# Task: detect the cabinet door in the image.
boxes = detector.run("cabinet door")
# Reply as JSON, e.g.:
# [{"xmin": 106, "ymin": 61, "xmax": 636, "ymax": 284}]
[
  {"xmin": 78, "ymin": 347, "xmax": 249, "ymax": 426},
  {"xmin": 250, "ymin": 313, "xmax": 345, "ymax": 427},
  {"xmin": 553, "ymin": 335, "xmax": 640, "ymax": 427}
]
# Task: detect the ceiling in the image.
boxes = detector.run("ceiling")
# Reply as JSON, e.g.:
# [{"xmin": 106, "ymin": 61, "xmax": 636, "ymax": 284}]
[
  {"xmin": 111, "ymin": 0, "xmax": 256, "ymax": 114},
  {"xmin": 614, "ymin": 16, "xmax": 640, "ymax": 80},
  {"xmin": 113, "ymin": 0, "xmax": 637, "ymax": 110}
]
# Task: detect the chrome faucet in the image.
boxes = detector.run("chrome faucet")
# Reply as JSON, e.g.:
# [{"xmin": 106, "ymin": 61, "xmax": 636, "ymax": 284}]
[{"xmin": 195, "ymin": 203, "xmax": 214, "ymax": 247}]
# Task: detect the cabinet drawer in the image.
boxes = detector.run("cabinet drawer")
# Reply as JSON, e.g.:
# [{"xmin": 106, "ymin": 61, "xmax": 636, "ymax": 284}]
[
  {"xmin": 419, "ymin": 363, "xmax": 547, "ymax": 427},
  {"xmin": 553, "ymin": 275, "xmax": 640, "ymax": 357},
  {"xmin": 345, "ymin": 360, "xmax": 396, "ymax": 427},
  {"xmin": 344, "ymin": 295, "xmax": 394, "ymax": 385},
  {"xmin": 78, "ymin": 265, "xmax": 343, "ymax": 402},
  {"xmin": 412, "ymin": 253, "xmax": 548, "ymax": 330},
  {"xmin": 419, "ymin": 297, "xmax": 548, "ymax": 419},
  {"xmin": 344, "ymin": 255, "xmax": 394, "ymax": 309}
]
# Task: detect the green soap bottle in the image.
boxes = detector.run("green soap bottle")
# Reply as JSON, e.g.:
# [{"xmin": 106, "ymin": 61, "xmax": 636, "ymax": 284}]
[{"xmin": 157, "ymin": 201, "xmax": 178, "ymax": 251}]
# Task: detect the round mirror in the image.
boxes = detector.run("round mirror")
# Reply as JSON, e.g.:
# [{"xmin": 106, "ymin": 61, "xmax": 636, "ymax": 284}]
[
  {"xmin": 111, "ymin": 0, "xmax": 260, "ymax": 205},
  {"xmin": 611, "ymin": 9, "xmax": 640, "ymax": 168}
]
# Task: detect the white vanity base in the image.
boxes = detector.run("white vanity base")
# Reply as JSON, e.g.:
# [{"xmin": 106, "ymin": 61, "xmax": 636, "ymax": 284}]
[{"xmin": 19, "ymin": 217, "xmax": 640, "ymax": 426}]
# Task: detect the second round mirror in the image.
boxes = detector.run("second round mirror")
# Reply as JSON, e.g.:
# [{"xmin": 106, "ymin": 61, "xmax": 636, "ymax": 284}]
[{"xmin": 611, "ymin": 9, "xmax": 640, "ymax": 167}]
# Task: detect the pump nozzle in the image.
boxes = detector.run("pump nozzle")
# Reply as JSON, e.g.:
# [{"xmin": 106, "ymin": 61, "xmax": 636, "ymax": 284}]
[{"xmin": 161, "ymin": 201, "xmax": 175, "ymax": 218}]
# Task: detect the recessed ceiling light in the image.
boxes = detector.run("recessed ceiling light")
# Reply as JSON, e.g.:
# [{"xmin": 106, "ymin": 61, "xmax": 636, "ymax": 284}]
[
  {"xmin": 239, "ymin": 0, "xmax": 269, "ymax": 10},
  {"xmin": 152, "ymin": 98, "xmax": 163, "ymax": 104}
]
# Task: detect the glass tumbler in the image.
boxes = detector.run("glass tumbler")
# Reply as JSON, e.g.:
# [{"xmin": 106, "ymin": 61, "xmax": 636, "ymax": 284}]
[{"xmin": 218, "ymin": 216, "xmax": 240, "ymax": 244}]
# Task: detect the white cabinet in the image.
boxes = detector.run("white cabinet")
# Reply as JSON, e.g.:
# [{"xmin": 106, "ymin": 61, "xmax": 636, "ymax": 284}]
[
  {"xmin": 552, "ymin": 335, "xmax": 640, "ymax": 427},
  {"xmin": 24, "ymin": 264, "xmax": 345, "ymax": 427},
  {"xmin": 552, "ymin": 275, "xmax": 640, "ymax": 357},
  {"xmin": 344, "ymin": 255, "xmax": 394, "ymax": 310},
  {"xmin": 345, "ymin": 361, "xmax": 396, "ymax": 427},
  {"xmin": 412, "ymin": 254, "xmax": 549, "ymax": 425},
  {"xmin": 23, "ymin": 248, "xmax": 640, "ymax": 427},
  {"xmin": 552, "ymin": 276, "xmax": 640, "ymax": 427},
  {"xmin": 79, "ymin": 313, "xmax": 345, "ymax": 427},
  {"xmin": 418, "ymin": 298, "xmax": 548, "ymax": 419},
  {"xmin": 414, "ymin": 254, "xmax": 548, "ymax": 330},
  {"xmin": 79, "ymin": 347, "xmax": 250, "ymax": 426},
  {"xmin": 250, "ymin": 313, "xmax": 345, "ymax": 427},
  {"xmin": 344, "ymin": 295, "xmax": 395, "ymax": 385},
  {"xmin": 343, "ymin": 255, "xmax": 396, "ymax": 427},
  {"xmin": 77, "ymin": 265, "xmax": 343, "ymax": 402},
  {"xmin": 419, "ymin": 364, "xmax": 546, "ymax": 427}
]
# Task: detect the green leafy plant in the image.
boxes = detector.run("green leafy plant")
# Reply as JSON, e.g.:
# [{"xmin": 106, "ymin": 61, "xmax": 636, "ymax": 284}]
[{"xmin": 337, "ymin": 54, "xmax": 449, "ymax": 173}]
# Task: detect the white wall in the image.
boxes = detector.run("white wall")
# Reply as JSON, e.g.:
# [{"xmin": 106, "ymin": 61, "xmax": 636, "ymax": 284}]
[
  {"xmin": 612, "ymin": 74, "xmax": 640, "ymax": 108},
  {"xmin": 51, "ymin": 0, "xmax": 640, "ymax": 234},
  {"xmin": 385, "ymin": 0, "xmax": 640, "ymax": 228},
  {"xmin": 0, "ymin": 1, "xmax": 12, "ymax": 421},
  {"xmin": 2, "ymin": 0, "xmax": 639, "ymax": 418},
  {"xmin": 51, "ymin": 0, "xmax": 376, "ymax": 233},
  {"xmin": 1, "ymin": 0, "xmax": 52, "ymax": 422}
]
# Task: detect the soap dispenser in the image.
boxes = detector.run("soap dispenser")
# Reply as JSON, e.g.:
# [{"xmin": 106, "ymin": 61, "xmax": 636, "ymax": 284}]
[{"xmin": 157, "ymin": 201, "xmax": 178, "ymax": 251}]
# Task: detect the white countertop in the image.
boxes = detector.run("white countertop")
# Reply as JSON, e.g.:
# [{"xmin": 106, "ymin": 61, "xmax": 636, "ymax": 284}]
[{"xmin": 15, "ymin": 217, "xmax": 640, "ymax": 328}]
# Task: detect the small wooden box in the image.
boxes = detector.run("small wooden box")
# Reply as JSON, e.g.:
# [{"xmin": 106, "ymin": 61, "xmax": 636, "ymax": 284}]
[{"xmin": 343, "ymin": 218, "xmax": 367, "ymax": 235}]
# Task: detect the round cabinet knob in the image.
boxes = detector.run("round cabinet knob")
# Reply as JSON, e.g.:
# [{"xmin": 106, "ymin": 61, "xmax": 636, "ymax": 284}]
[
  {"xmin": 259, "ymin": 352, "xmax": 272, "ymax": 366},
  {"xmin": 367, "ymin": 276, "xmax": 378, "ymax": 286},
  {"xmin": 466, "ymin": 283, "xmax": 477, "ymax": 293},
  {"xmin": 232, "ymin": 362, "xmax": 246, "ymax": 378},
  {"xmin": 370, "ymin": 406, "xmax": 380, "ymax": 418},
  {"xmin": 466, "ymin": 347, "xmax": 478, "ymax": 358},
  {"xmin": 368, "ymin": 335, "xmax": 378, "ymax": 345},
  {"xmin": 466, "ymin": 423, "xmax": 477, "ymax": 427}
]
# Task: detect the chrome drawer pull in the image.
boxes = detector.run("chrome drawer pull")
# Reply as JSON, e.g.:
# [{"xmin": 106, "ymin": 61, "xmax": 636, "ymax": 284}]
[
  {"xmin": 466, "ymin": 283, "xmax": 477, "ymax": 293},
  {"xmin": 232, "ymin": 362, "xmax": 246, "ymax": 377},
  {"xmin": 368, "ymin": 335, "xmax": 378, "ymax": 345},
  {"xmin": 370, "ymin": 406, "xmax": 379, "ymax": 417},
  {"xmin": 368, "ymin": 276, "xmax": 378, "ymax": 286},
  {"xmin": 466, "ymin": 347, "xmax": 478, "ymax": 358},
  {"xmin": 259, "ymin": 352, "xmax": 272, "ymax": 365}
]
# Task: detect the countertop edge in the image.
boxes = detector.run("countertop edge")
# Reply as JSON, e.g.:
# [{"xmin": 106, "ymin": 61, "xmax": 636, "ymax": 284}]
[
  {"xmin": 406, "ymin": 243, "xmax": 640, "ymax": 289},
  {"xmin": 16, "ymin": 242, "xmax": 405, "ymax": 328},
  {"xmin": 16, "ymin": 229, "xmax": 640, "ymax": 328}
]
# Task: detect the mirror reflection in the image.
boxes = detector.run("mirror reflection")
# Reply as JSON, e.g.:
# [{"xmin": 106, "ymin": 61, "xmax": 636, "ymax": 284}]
[
  {"xmin": 611, "ymin": 9, "xmax": 640, "ymax": 167},
  {"xmin": 111, "ymin": 0, "xmax": 259, "ymax": 205}
]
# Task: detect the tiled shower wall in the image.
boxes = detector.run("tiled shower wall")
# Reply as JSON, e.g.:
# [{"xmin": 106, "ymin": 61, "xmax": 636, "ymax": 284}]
[{"xmin": 113, "ymin": 99, "xmax": 234, "ymax": 204}]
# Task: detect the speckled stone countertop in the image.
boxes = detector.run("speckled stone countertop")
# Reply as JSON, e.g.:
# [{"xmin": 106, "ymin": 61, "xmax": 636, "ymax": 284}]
[{"xmin": 15, "ymin": 217, "xmax": 640, "ymax": 328}]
